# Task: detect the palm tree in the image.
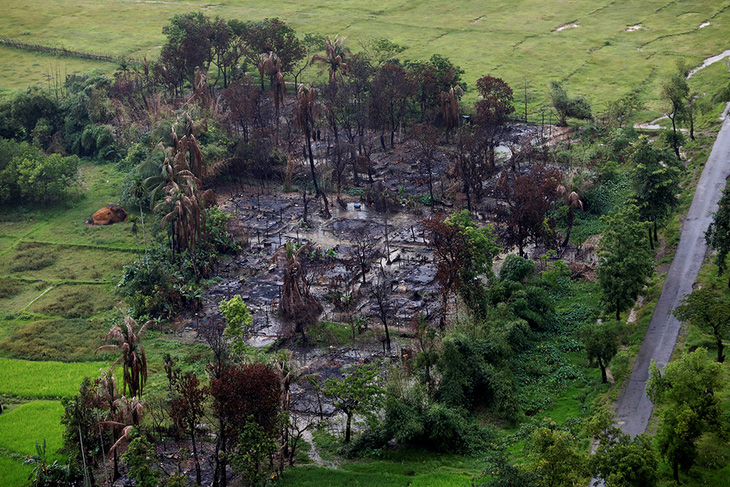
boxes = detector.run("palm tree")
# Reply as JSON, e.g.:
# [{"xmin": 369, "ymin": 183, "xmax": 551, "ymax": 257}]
[
  {"xmin": 147, "ymin": 129, "xmax": 215, "ymax": 269},
  {"xmin": 312, "ymin": 36, "xmax": 348, "ymax": 83},
  {"xmin": 558, "ymin": 187, "xmax": 584, "ymax": 248},
  {"xmin": 440, "ymin": 86, "xmax": 460, "ymax": 142},
  {"xmin": 93, "ymin": 368, "xmax": 122, "ymax": 480},
  {"xmin": 96, "ymin": 317, "xmax": 149, "ymax": 398},
  {"xmin": 295, "ymin": 86, "xmax": 331, "ymax": 218}
]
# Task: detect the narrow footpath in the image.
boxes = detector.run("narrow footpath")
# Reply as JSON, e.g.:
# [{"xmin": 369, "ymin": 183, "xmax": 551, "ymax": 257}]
[{"xmin": 615, "ymin": 109, "xmax": 730, "ymax": 436}]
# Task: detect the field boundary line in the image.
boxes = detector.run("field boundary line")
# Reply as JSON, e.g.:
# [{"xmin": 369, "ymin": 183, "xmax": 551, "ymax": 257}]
[
  {"xmin": 0, "ymin": 276, "xmax": 111, "ymax": 285},
  {"xmin": 0, "ymin": 37, "xmax": 136, "ymax": 64},
  {"xmin": 12, "ymin": 239, "xmax": 137, "ymax": 253}
]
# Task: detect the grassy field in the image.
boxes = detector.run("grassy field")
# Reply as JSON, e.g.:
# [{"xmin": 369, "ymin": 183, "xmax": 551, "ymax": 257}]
[
  {"xmin": 278, "ymin": 447, "xmax": 484, "ymax": 487},
  {"xmin": 0, "ymin": 0, "xmax": 729, "ymax": 114},
  {"xmin": 0, "ymin": 45, "xmax": 116, "ymax": 97},
  {"xmin": 0, "ymin": 401, "xmax": 65, "ymax": 485},
  {"xmin": 0, "ymin": 358, "xmax": 110, "ymax": 398},
  {"xmin": 0, "ymin": 401, "xmax": 65, "ymax": 454},
  {"xmin": 0, "ymin": 455, "xmax": 31, "ymax": 487}
]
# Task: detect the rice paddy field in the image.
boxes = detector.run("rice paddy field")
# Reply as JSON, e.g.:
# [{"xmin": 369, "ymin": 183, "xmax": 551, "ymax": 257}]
[
  {"xmin": 0, "ymin": 401, "xmax": 66, "ymax": 483},
  {"xmin": 0, "ymin": 0, "xmax": 729, "ymax": 115}
]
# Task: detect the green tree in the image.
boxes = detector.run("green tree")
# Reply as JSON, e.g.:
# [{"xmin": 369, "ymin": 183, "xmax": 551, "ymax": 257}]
[
  {"xmin": 660, "ymin": 68, "xmax": 689, "ymax": 159},
  {"xmin": 581, "ymin": 320, "xmax": 619, "ymax": 383},
  {"xmin": 673, "ymin": 287, "xmax": 730, "ymax": 362},
  {"xmin": 597, "ymin": 205, "xmax": 654, "ymax": 320},
  {"xmin": 228, "ymin": 419, "xmax": 278, "ymax": 487},
  {"xmin": 220, "ymin": 294, "xmax": 253, "ymax": 355},
  {"xmin": 587, "ymin": 408, "xmax": 658, "ymax": 487},
  {"xmin": 324, "ymin": 362, "xmax": 383, "ymax": 443},
  {"xmin": 646, "ymin": 348, "xmax": 724, "ymax": 482},
  {"xmin": 122, "ymin": 433, "xmax": 160, "ymax": 487},
  {"xmin": 630, "ymin": 137, "xmax": 682, "ymax": 249},
  {"xmin": 525, "ymin": 423, "xmax": 588, "ymax": 487},
  {"xmin": 548, "ymin": 81, "xmax": 592, "ymax": 126},
  {"xmin": 706, "ymin": 187, "xmax": 730, "ymax": 287},
  {"xmin": 424, "ymin": 210, "xmax": 500, "ymax": 326}
]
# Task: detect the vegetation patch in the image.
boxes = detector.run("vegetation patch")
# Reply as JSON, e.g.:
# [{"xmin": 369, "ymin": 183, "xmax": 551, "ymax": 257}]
[
  {"xmin": 30, "ymin": 283, "xmax": 117, "ymax": 318},
  {"xmin": 278, "ymin": 449, "xmax": 483, "ymax": 487},
  {"xmin": 0, "ymin": 279, "xmax": 46, "ymax": 316},
  {"xmin": 7, "ymin": 243, "xmax": 57, "ymax": 272},
  {"xmin": 0, "ymin": 277, "xmax": 23, "ymax": 299},
  {"xmin": 0, "ymin": 244, "xmax": 129, "ymax": 281},
  {"xmin": 0, "ymin": 319, "xmax": 109, "ymax": 363}
]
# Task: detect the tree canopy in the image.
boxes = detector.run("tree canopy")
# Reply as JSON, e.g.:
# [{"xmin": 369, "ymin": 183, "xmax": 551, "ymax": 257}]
[
  {"xmin": 597, "ymin": 204, "xmax": 654, "ymax": 320},
  {"xmin": 647, "ymin": 348, "xmax": 724, "ymax": 482}
]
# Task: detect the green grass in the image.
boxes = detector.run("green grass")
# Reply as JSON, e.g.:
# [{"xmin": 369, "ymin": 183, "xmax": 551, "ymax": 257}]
[
  {"xmin": 1, "ymin": 1, "xmax": 730, "ymax": 116},
  {"xmin": 0, "ymin": 45, "xmax": 116, "ymax": 96},
  {"xmin": 278, "ymin": 447, "xmax": 483, "ymax": 487},
  {"xmin": 27, "ymin": 283, "xmax": 117, "ymax": 318},
  {"xmin": 0, "ymin": 455, "xmax": 31, "ymax": 487},
  {"xmin": 0, "ymin": 357, "xmax": 109, "ymax": 398},
  {"xmin": 0, "ymin": 400, "xmax": 66, "ymax": 487},
  {"xmin": 0, "ymin": 279, "xmax": 48, "ymax": 315},
  {"xmin": 0, "ymin": 400, "xmax": 65, "ymax": 456},
  {"xmin": 0, "ymin": 316, "xmax": 112, "ymax": 362},
  {"xmin": 0, "ymin": 244, "xmax": 130, "ymax": 281}
]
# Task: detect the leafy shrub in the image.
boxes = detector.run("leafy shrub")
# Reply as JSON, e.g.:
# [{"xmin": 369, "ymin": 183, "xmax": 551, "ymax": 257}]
[
  {"xmin": 511, "ymin": 286, "xmax": 557, "ymax": 330},
  {"xmin": 540, "ymin": 260, "xmax": 572, "ymax": 289},
  {"xmin": 0, "ymin": 87, "xmax": 62, "ymax": 144},
  {"xmin": 609, "ymin": 127, "xmax": 638, "ymax": 161},
  {"xmin": 499, "ymin": 254, "xmax": 535, "ymax": 282},
  {"xmin": 609, "ymin": 349, "xmax": 630, "ymax": 384},
  {"xmin": 80, "ymin": 124, "xmax": 118, "ymax": 160},
  {"xmin": 207, "ymin": 206, "xmax": 240, "ymax": 254},
  {"xmin": 0, "ymin": 138, "xmax": 80, "ymax": 206},
  {"xmin": 117, "ymin": 252, "xmax": 199, "ymax": 319},
  {"xmin": 436, "ymin": 333, "xmax": 520, "ymax": 421},
  {"xmin": 582, "ymin": 177, "xmax": 630, "ymax": 216},
  {"xmin": 380, "ymin": 383, "xmax": 496, "ymax": 454}
]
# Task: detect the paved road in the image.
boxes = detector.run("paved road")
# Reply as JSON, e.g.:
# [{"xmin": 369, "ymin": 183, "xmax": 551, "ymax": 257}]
[{"xmin": 614, "ymin": 110, "xmax": 730, "ymax": 437}]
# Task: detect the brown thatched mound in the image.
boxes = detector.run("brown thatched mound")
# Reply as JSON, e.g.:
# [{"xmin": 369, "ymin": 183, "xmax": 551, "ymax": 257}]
[{"xmin": 88, "ymin": 204, "xmax": 128, "ymax": 225}]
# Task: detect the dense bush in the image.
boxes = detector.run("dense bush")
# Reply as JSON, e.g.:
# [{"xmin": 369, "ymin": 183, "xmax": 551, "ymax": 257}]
[
  {"xmin": 117, "ymin": 252, "xmax": 201, "ymax": 319},
  {"xmin": 0, "ymin": 138, "xmax": 79, "ymax": 206},
  {"xmin": 499, "ymin": 254, "xmax": 535, "ymax": 282},
  {"xmin": 371, "ymin": 377, "xmax": 496, "ymax": 455},
  {"xmin": 436, "ymin": 333, "xmax": 520, "ymax": 421}
]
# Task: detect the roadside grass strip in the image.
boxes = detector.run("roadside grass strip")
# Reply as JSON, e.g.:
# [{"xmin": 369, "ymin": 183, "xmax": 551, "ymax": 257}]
[{"xmin": 0, "ymin": 358, "xmax": 109, "ymax": 398}]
